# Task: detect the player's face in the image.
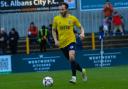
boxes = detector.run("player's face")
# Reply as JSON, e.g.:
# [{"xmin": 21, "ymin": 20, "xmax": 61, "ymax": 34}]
[{"xmin": 59, "ymin": 5, "xmax": 67, "ymax": 17}]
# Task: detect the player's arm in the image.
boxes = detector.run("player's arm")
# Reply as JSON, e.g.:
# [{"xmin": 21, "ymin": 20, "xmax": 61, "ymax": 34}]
[
  {"xmin": 52, "ymin": 18, "xmax": 59, "ymax": 46},
  {"xmin": 74, "ymin": 17, "xmax": 85, "ymax": 40},
  {"xmin": 79, "ymin": 26, "xmax": 85, "ymax": 40},
  {"xmin": 52, "ymin": 28, "xmax": 59, "ymax": 46}
]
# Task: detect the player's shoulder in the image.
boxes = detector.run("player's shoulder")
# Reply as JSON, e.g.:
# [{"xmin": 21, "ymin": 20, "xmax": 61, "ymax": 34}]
[
  {"xmin": 69, "ymin": 14, "xmax": 75, "ymax": 17},
  {"xmin": 68, "ymin": 14, "xmax": 77, "ymax": 20},
  {"xmin": 54, "ymin": 15, "xmax": 61, "ymax": 20}
]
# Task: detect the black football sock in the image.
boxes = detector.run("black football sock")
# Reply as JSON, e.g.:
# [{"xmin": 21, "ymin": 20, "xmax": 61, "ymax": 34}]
[
  {"xmin": 75, "ymin": 62, "xmax": 82, "ymax": 72},
  {"xmin": 70, "ymin": 60, "xmax": 76, "ymax": 76}
]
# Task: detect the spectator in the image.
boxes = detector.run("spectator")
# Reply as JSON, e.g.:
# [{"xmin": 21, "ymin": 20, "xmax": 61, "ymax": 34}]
[
  {"xmin": 8, "ymin": 28, "xmax": 19, "ymax": 54},
  {"xmin": 27, "ymin": 22, "xmax": 38, "ymax": 43},
  {"xmin": 103, "ymin": 0, "xmax": 113, "ymax": 17},
  {"xmin": 47, "ymin": 24, "xmax": 53, "ymax": 48},
  {"xmin": 37, "ymin": 25, "xmax": 48, "ymax": 52},
  {"xmin": 120, "ymin": 15, "xmax": 125, "ymax": 33},
  {"xmin": 0, "ymin": 27, "xmax": 8, "ymax": 54},
  {"xmin": 99, "ymin": 26, "xmax": 105, "ymax": 40},
  {"xmin": 102, "ymin": 17, "xmax": 109, "ymax": 36},
  {"xmin": 103, "ymin": 0, "xmax": 113, "ymax": 33},
  {"xmin": 112, "ymin": 11, "xmax": 124, "ymax": 36}
]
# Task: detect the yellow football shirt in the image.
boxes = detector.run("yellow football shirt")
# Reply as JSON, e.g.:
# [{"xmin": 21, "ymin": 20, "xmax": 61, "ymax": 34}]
[{"xmin": 52, "ymin": 14, "xmax": 81, "ymax": 48}]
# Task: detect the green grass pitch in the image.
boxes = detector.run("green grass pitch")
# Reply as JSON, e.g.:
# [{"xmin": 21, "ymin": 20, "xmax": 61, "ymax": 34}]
[{"xmin": 0, "ymin": 66, "xmax": 128, "ymax": 89}]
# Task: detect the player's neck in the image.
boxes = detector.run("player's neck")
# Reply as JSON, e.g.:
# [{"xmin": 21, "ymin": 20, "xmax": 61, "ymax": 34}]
[
  {"xmin": 60, "ymin": 10, "xmax": 70, "ymax": 17},
  {"xmin": 61, "ymin": 13, "xmax": 70, "ymax": 18}
]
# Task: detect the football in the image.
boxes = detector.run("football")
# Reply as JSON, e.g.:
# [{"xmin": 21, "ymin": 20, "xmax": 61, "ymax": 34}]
[{"xmin": 42, "ymin": 76, "xmax": 53, "ymax": 87}]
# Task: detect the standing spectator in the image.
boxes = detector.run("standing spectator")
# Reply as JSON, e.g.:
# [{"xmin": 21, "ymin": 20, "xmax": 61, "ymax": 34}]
[
  {"xmin": 0, "ymin": 27, "xmax": 8, "ymax": 54},
  {"xmin": 120, "ymin": 15, "xmax": 125, "ymax": 33},
  {"xmin": 112, "ymin": 11, "xmax": 124, "ymax": 36},
  {"xmin": 103, "ymin": 0, "xmax": 113, "ymax": 33},
  {"xmin": 102, "ymin": 17, "xmax": 109, "ymax": 36},
  {"xmin": 47, "ymin": 24, "xmax": 53, "ymax": 48},
  {"xmin": 103, "ymin": 0, "xmax": 113, "ymax": 17},
  {"xmin": 8, "ymin": 28, "xmax": 19, "ymax": 54},
  {"xmin": 27, "ymin": 22, "xmax": 38, "ymax": 43},
  {"xmin": 37, "ymin": 25, "xmax": 48, "ymax": 52},
  {"xmin": 99, "ymin": 26, "xmax": 105, "ymax": 40}
]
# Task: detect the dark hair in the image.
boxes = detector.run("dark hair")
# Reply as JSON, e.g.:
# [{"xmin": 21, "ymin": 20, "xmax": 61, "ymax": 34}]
[
  {"xmin": 30, "ymin": 22, "xmax": 34, "ymax": 25},
  {"xmin": 114, "ymin": 11, "xmax": 118, "ymax": 14},
  {"xmin": 42, "ymin": 25, "xmax": 45, "ymax": 29},
  {"xmin": 60, "ymin": 2, "xmax": 69, "ymax": 9},
  {"xmin": 12, "ymin": 28, "xmax": 15, "ymax": 31},
  {"xmin": 106, "ymin": 0, "xmax": 109, "ymax": 2}
]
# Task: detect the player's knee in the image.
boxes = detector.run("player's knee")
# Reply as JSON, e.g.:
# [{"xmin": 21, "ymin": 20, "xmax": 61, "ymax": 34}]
[
  {"xmin": 69, "ymin": 56, "xmax": 75, "ymax": 61},
  {"xmin": 69, "ymin": 50, "xmax": 75, "ymax": 61}
]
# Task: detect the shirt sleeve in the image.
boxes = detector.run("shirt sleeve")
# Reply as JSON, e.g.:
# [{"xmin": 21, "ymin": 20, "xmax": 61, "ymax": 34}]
[{"xmin": 74, "ymin": 16, "xmax": 81, "ymax": 28}]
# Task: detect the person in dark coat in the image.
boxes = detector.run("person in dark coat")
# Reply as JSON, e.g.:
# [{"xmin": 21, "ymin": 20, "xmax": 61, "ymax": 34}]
[
  {"xmin": 37, "ymin": 25, "xmax": 48, "ymax": 52},
  {"xmin": 8, "ymin": 28, "xmax": 19, "ymax": 54},
  {"xmin": 0, "ymin": 28, "xmax": 8, "ymax": 54}
]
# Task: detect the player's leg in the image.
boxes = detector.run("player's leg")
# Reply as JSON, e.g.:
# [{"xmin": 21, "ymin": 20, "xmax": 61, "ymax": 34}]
[
  {"xmin": 61, "ymin": 47, "xmax": 76, "ymax": 83},
  {"xmin": 61, "ymin": 48, "xmax": 69, "ymax": 60},
  {"xmin": 61, "ymin": 43, "xmax": 87, "ymax": 83},
  {"xmin": 69, "ymin": 50, "xmax": 87, "ymax": 82},
  {"xmin": 68, "ymin": 43, "xmax": 87, "ymax": 83},
  {"xmin": 69, "ymin": 50, "xmax": 82, "ymax": 72},
  {"xmin": 68, "ymin": 50, "xmax": 77, "ymax": 83}
]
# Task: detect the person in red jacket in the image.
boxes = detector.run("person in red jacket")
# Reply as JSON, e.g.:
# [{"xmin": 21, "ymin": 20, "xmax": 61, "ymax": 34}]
[
  {"xmin": 112, "ymin": 11, "xmax": 124, "ymax": 36},
  {"xmin": 103, "ymin": 0, "xmax": 113, "ymax": 17},
  {"xmin": 28, "ymin": 22, "xmax": 38, "ymax": 43},
  {"xmin": 103, "ymin": 0, "xmax": 113, "ymax": 34}
]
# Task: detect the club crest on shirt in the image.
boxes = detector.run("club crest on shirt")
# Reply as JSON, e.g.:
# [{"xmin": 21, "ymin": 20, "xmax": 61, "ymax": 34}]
[
  {"xmin": 59, "ymin": 21, "xmax": 61, "ymax": 24},
  {"xmin": 68, "ymin": 20, "xmax": 72, "ymax": 24},
  {"xmin": 70, "ymin": 45, "xmax": 74, "ymax": 49}
]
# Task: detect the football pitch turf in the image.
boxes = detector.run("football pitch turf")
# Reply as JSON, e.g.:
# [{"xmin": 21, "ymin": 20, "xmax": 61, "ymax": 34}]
[{"xmin": 0, "ymin": 66, "xmax": 128, "ymax": 89}]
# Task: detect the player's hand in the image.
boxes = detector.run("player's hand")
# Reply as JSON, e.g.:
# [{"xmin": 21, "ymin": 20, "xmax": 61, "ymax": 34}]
[
  {"xmin": 43, "ymin": 36, "xmax": 46, "ymax": 40},
  {"xmin": 79, "ymin": 33, "xmax": 85, "ymax": 40},
  {"xmin": 55, "ymin": 40, "xmax": 59, "ymax": 47}
]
